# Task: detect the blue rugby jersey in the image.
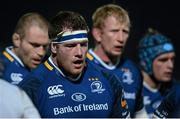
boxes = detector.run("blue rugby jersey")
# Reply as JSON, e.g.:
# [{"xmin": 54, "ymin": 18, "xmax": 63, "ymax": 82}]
[
  {"xmin": 0, "ymin": 47, "xmax": 30, "ymax": 85},
  {"xmin": 19, "ymin": 57, "xmax": 130, "ymax": 118},
  {"xmin": 86, "ymin": 49, "xmax": 144, "ymax": 117},
  {"xmin": 143, "ymin": 82, "xmax": 164, "ymax": 118},
  {"xmin": 154, "ymin": 82, "xmax": 180, "ymax": 118}
]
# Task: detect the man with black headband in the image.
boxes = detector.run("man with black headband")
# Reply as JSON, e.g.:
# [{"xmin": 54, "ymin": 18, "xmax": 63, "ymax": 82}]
[
  {"xmin": 138, "ymin": 28, "xmax": 176, "ymax": 118},
  {"xmin": 19, "ymin": 11, "xmax": 130, "ymax": 118}
]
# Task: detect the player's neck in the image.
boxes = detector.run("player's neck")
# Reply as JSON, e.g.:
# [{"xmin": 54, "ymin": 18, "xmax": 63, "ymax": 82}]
[
  {"xmin": 51, "ymin": 56, "xmax": 82, "ymax": 81},
  {"xmin": 11, "ymin": 47, "xmax": 18, "ymax": 57},
  {"xmin": 94, "ymin": 46, "xmax": 120, "ymax": 65},
  {"xmin": 142, "ymin": 71, "xmax": 160, "ymax": 89}
]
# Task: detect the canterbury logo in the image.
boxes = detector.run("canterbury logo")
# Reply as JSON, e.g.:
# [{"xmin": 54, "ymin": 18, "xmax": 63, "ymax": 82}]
[{"xmin": 47, "ymin": 85, "xmax": 64, "ymax": 95}]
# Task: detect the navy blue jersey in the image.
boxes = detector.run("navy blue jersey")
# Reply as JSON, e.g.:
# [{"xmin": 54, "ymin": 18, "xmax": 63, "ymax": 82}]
[
  {"xmin": 143, "ymin": 82, "xmax": 164, "ymax": 118},
  {"xmin": 154, "ymin": 82, "xmax": 180, "ymax": 118},
  {"xmin": 86, "ymin": 49, "xmax": 143, "ymax": 117},
  {"xmin": 19, "ymin": 57, "xmax": 129, "ymax": 118},
  {"xmin": 0, "ymin": 47, "xmax": 30, "ymax": 85}
]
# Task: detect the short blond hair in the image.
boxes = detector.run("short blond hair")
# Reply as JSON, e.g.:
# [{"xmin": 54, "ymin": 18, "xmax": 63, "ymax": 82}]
[{"xmin": 92, "ymin": 4, "xmax": 131, "ymax": 28}]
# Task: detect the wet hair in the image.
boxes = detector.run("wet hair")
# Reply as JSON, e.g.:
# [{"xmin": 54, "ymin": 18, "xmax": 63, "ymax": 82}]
[
  {"xmin": 49, "ymin": 11, "xmax": 89, "ymax": 40},
  {"xmin": 14, "ymin": 12, "xmax": 49, "ymax": 39}
]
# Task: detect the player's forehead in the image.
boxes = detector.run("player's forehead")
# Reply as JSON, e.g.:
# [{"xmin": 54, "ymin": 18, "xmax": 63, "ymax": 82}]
[{"xmin": 157, "ymin": 52, "xmax": 175, "ymax": 59}]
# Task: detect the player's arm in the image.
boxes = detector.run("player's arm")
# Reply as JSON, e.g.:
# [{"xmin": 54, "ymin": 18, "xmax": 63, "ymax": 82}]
[
  {"xmin": 106, "ymin": 73, "xmax": 130, "ymax": 118},
  {"xmin": 20, "ymin": 89, "xmax": 40, "ymax": 118},
  {"xmin": 134, "ymin": 67, "xmax": 148, "ymax": 118},
  {"xmin": 19, "ymin": 76, "xmax": 41, "ymax": 108},
  {"xmin": 153, "ymin": 86, "xmax": 178, "ymax": 118}
]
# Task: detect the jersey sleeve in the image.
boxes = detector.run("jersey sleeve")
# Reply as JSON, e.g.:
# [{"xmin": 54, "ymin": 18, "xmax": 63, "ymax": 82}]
[
  {"xmin": 154, "ymin": 94, "xmax": 174, "ymax": 118},
  {"xmin": 135, "ymin": 69, "xmax": 144, "ymax": 111},
  {"xmin": 19, "ymin": 75, "xmax": 42, "ymax": 108},
  {"xmin": 20, "ymin": 89, "xmax": 41, "ymax": 118},
  {"xmin": 154, "ymin": 85, "xmax": 180, "ymax": 118},
  {"xmin": 104, "ymin": 72, "xmax": 130, "ymax": 118}
]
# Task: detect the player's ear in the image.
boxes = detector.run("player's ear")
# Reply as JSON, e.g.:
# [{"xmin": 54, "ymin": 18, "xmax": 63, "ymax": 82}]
[
  {"xmin": 51, "ymin": 43, "xmax": 57, "ymax": 54},
  {"xmin": 92, "ymin": 27, "xmax": 102, "ymax": 43},
  {"xmin": 12, "ymin": 33, "xmax": 21, "ymax": 48}
]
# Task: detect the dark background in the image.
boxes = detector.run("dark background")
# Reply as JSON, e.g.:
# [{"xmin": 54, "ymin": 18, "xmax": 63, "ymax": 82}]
[{"xmin": 0, "ymin": 0, "xmax": 179, "ymax": 79}]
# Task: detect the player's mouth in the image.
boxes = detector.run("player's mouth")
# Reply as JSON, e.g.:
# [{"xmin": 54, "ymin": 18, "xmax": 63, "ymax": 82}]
[
  {"xmin": 114, "ymin": 45, "xmax": 124, "ymax": 52},
  {"xmin": 163, "ymin": 71, "xmax": 173, "ymax": 80},
  {"xmin": 32, "ymin": 59, "xmax": 42, "ymax": 65},
  {"xmin": 73, "ymin": 60, "xmax": 84, "ymax": 68}
]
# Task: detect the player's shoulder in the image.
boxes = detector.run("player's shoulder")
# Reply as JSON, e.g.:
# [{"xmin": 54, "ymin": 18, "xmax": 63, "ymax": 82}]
[
  {"xmin": 171, "ymin": 80, "xmax": 180, "ymax": 93},
  {"xmin": 0, "ymin": 50, "xmax": 13, "ymax": 66},
  {"xmin": 120, "ymin": 57, "xmax": 142, "ymax": 78},
  {"xmin": 20, "ymin": 62, "xmax": 48, "ymax": 83},
  {"xmin": 86, "ymin": 61, "xmax": 118, "ymax": 83},
  {"xmin": 120, "ymin": 57, "xmax": 139, "ymax": 69},
  {"xmin": 33, "ymin": 59, "xmax": 53, "ymax": 73}
]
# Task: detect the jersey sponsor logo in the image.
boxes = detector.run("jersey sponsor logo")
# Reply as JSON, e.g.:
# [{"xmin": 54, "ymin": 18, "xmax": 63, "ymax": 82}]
[
  {"xmin": 82, "ymin": 103, "xmax": 108, "ymax": 111},
  {"xmin": 144, "ymin": 96, "xmax": 151, "ymax": 105},
  {"xmin": 124, "ymin": 91, "xmax": 136, "ymax": 100},
  {"xmin": 47, "ymin": 85, "xmax": 65, "ymax": 98},
  {"xmin": 122, "ymin": 69, "xmax": 134, "ymax": 85},
  {"xmin": 10, "ymin": 73, "xmax": 23, "ymax": 84},
  {"xmin": 155, "ymin": 109, "xmax": 168, "ymax": 118},
  {"xmin": 53, "ymin": 103, "xmax": 108, "ymax": 115},
  {"xmin": 71, "ymin": 93, "xmax": 86, "ymax": 102},
  {"xmin": 144, "ymin": 96, "xmax": 161, "ymax": 109},
  {"xmin": 152, "ymin": 100, "xmax": 161, "ymax": 109},
  {"xmin": 91, "ymin": 81, "xmax": 105, "ymax": 93}
]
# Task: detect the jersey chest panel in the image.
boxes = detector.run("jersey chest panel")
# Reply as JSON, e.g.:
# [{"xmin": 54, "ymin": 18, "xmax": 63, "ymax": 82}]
[{"xmin": 36, "ymin": 65, "xmax": 114, "ymax": 118}]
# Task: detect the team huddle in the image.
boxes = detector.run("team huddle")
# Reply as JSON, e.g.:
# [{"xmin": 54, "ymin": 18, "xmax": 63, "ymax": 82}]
[{"xmin": 0, "ymin": 4, "xmax": 179, "ymax": 118}]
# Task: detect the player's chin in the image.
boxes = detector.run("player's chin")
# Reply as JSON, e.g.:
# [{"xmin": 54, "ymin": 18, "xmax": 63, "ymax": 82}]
[
  {"xmin": 73, "ymin": 67, "xmax": 84, "ymax": 74},
  {"xmin": 163, "ymin": 73, "xmax": 173, "ymax": 81},
  {"xmin": 29, "ymin": 62, "xmax": 40, "ymax": 69},
  {"xmin": 29, "ymin": 64, "xmax": 38, "ymax": 69},
  {"xmin": 111, "ymin": 51, "xmax": 123, "ymax": 57},
  {"xmin": 31, "ymin": 60, "xmax": 41, "ymax": 67},
  {"xmin": 72, "ymin": 70, "xmax": 83, "ymax": 77},
  {"xmin": 162, "ymin": 77, "xmax": 172, "ymax": 82}
]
